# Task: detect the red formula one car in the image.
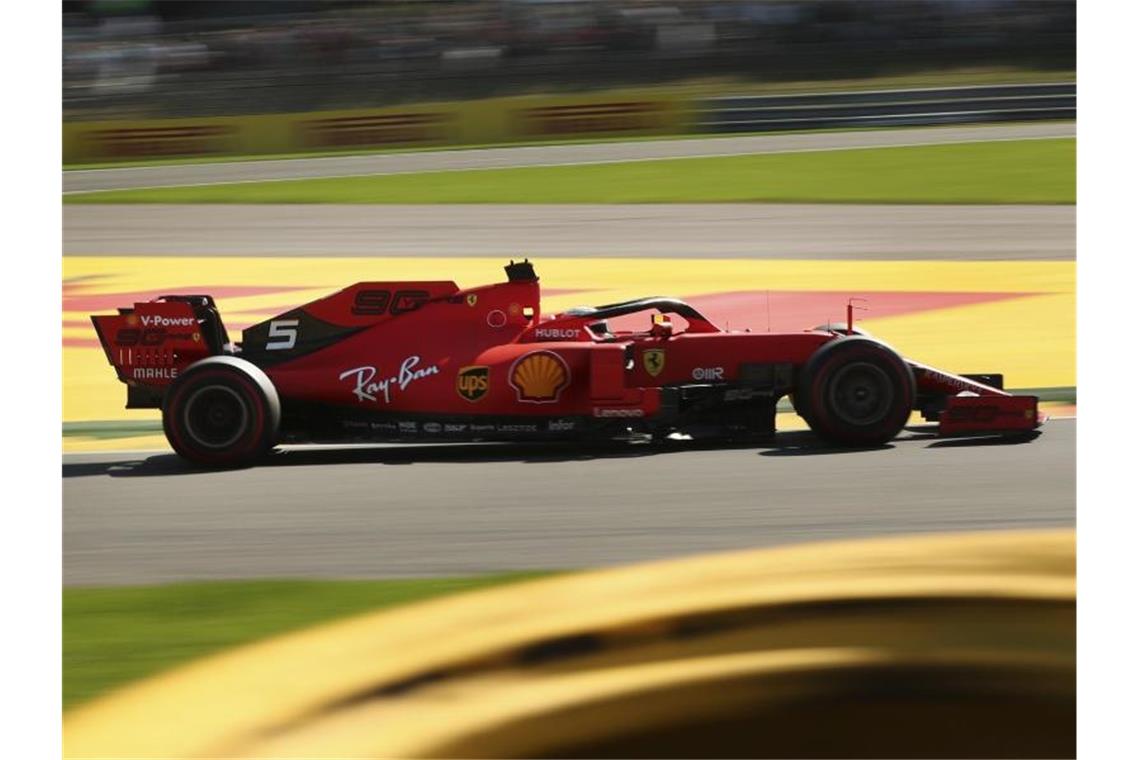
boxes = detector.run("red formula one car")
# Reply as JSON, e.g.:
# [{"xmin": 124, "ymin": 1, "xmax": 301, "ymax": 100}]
[{"xmin": 91, "ymin": 260, "xmax": 1041, "ymax": 467}]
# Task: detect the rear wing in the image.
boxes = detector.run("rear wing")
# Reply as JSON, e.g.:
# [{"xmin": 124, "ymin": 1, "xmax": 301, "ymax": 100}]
[{"xmin": 90, "ymin": 295, "xmax": 227, "ymax": 408}]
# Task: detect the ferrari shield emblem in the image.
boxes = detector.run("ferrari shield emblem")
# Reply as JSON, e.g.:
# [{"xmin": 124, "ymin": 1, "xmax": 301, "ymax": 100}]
[
  {"xmin": 466, "ymin": 294, "xmax": 478, "ymax": 307},
  {"xmin": 643, "ymin": 349, "xmax": 666, "ymax": 377}
]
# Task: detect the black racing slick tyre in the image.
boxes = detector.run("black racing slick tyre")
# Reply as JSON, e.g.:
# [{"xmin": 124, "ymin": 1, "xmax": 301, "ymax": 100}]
[
  {"xmin": 797, "ymin": 336, "xmax": 915, "ymax": 447},
  {"xmin": 162, "ymin": 356, "xmax": 280, "ymax": 467}
]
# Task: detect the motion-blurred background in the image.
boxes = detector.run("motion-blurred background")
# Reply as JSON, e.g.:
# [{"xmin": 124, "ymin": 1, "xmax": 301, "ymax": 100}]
[
  {"xmin": 63, "ymin": 0, "xmax": 1076, "ymax": 170},
  {"xmin": 64, "ymin": 0, "xmax": 1073, "ymax": 120}
]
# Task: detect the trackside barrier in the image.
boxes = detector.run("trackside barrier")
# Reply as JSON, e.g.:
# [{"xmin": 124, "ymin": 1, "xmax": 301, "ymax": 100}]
[
  {"xmin": 62, "ymin": 106, "xmax": 464, "ymax": 163},
  {"xmin": 62, "ymin": 88, "xmax": 695, "ymax": 164},
  {"xmin": 64, "ymin": 529, "xmax": 1074, "ymax": 759},
  {"xmin": 698, "ymin": 82, "xmax": 1076, "ymax": 132},
  {"xmin": 62, "ymin": 83, "xmax": 1073, "ymax": 163}
]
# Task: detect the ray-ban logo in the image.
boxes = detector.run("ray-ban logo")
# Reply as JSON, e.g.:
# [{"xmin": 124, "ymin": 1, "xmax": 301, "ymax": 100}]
[{"xmin": 339, "ymin": 356, "xmax": 439, "ymax": 403}]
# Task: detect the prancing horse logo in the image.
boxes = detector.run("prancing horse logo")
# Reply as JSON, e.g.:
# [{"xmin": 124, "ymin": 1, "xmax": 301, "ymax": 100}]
[{"xmin": 643, "ymin": 349, "xmax": 665, "ymax": 377}]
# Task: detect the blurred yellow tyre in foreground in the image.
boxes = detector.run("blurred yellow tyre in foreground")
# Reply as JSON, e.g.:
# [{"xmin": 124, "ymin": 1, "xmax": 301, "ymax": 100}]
[{"xmin": 65, "ymin": 530, "xmax": 1074, "ymax": 759}]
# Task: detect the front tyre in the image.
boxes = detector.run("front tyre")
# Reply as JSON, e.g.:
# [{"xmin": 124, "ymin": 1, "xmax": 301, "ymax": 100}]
[
  {"xmin": 162, "ymin": 357, "xmax": 280, "ymax": 467},
  {"xmin": 797, "ymin": 336, "xmax": 915, "ymax": 447}
]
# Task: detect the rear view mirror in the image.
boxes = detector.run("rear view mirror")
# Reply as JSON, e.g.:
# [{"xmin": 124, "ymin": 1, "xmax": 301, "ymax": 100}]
[{"xmin": 651, "ymin": 313, "xmax": 673, "ymax": 338}]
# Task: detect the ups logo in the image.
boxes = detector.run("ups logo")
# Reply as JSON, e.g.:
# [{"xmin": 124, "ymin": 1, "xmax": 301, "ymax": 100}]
[{"xmin": 456, "ymin": 365, "xmax": 490, "ymax": 402}]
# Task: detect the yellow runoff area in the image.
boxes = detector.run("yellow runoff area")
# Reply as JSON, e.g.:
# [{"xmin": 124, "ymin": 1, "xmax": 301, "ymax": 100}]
[{"xmin": 64, "ymin": 257, "xmax": 1073, "ymax": 450}]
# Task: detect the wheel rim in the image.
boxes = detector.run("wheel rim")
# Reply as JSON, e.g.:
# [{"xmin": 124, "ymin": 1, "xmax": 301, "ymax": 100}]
[
  {"xmin": 182, "ymin": 385, "xmax": 250, "ymax": 449},
  {"xmin": 827, "ymin": 362, "xmax": 895, "ymax": 426}
]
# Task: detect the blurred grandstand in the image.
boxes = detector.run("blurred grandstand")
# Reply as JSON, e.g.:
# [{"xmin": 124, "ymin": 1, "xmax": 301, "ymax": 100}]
[{"xmin": 63, "ymin": 0, "xmax": 1075, "ymax": 120}]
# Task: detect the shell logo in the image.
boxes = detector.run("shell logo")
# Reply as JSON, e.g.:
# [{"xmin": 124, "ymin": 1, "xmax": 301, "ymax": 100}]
[{"xmin": 509, "ymin": 351, "xmax": 570, "ymax": 403}]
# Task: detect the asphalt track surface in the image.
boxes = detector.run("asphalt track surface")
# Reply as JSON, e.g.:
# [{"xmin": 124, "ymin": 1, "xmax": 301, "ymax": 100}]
[
  {"xmin": 62, "ymin": 420, "xmax": 1074, "ymax": 585},
  {"xmin": 64, "ymin": 203, "xmax": 1074, "ymax": 259},
  {"xmin": 63, "ymin": 122, "xmax": 1074, "ymax": 194}
]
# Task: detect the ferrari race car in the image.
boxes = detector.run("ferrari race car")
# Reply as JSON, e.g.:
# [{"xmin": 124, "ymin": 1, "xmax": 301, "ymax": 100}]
[{"xmin": 91, "ymin": 260, "xmax": 1042, "ymax": 467}]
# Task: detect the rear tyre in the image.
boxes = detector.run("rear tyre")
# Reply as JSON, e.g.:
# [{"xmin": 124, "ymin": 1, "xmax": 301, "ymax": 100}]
[
  {"xmin": 797, "ymin": 337, "xmax": 915, "ymax": 447},
  {"xmin": 162, "ymin": 357, "xmax": 280, "ymax": 467}
]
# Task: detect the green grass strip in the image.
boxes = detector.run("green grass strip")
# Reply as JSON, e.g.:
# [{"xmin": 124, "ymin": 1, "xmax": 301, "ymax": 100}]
[
  {"xmin": 66, "ymin": 138, "xmax": 1074, "ymax": 205},
  {"xmin": 63, "ymin": 420, "xmax": 162, "ymax": 439},
  {"xmin": 64, "ymin": 574, "xmax": 549, "ymax": 708}
]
